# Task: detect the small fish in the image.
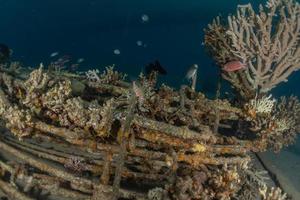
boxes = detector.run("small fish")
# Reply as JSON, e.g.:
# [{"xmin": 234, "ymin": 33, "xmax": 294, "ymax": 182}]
[
  {"xmin": 185, "ymin": 64, "xmax": 198, "ymax": 80},
  {"xmin": 51, "ymin": 55, "xmax": 71, "ymax": 70},
  {"xmin": 222, "ymin": 61, "xmax": 246, "ymax": 72},
  {"xmin": 57, "ymin": 55, "xmax": 71, "ymax": 64},
  {"xmin": 77, "ymin": 58, "xmax": 84, "ymax": 63},
  {"xmin": 70, "ymin": 63, "xmax": 79, "ymax": 71},
  {"xmin": 132, "ymin": 81, "xmax": 144, "ymax": 101},
  {"xmin": 136, "ymin": 40, "xmax": 143, "ymax": 46},
  {"xmin": 0, "ymin": 44, "xmax": 10, "ymax": 63},
  {"xmin": 113, "ymin": 49, "xmax": 121, "ymax": 55},
  {"xmin": 145, "ymin": 60, "xmax": 167, "ymax": 76},
  {"xmin": 141, "ymin": 14, "xmax": 149, "ymax": 22},
  {"xmin": 50, "ymin": 52, "xmax": 59, "ymax": 57}
]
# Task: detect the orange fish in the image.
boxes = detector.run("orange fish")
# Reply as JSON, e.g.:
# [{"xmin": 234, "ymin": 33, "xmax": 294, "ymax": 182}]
[{"xmin": 222, "ymin": 61, "xmax": 246, "ymax": 72}]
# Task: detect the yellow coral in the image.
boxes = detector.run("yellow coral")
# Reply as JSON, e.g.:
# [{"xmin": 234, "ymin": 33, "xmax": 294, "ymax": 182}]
[{"xmin": 192, "ymin": 143, "xmax": 206, "ymax": 153}]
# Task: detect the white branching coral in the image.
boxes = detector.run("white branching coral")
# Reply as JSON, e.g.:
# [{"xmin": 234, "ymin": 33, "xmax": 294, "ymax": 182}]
[
  {"xmin": 247, "ymin": 96, "xmax": 300, "ymax": 152},
  {"xmin": 85, "ymin": 66, "xmax": 127, "ymax": 84},
  {"xmin": 23, "ymin": 64, "xmax": 51, "ymax": 109},
  {"xmin": 274, "ymin": 118, "xmax": 293, "ymax": 132},
  {"xmin": 41, "ymin": 80, "xmax": 72, "ymax": 112},
  {"xmin": 99, "ymin": 65, "xmax": 127, "ymax": 84},
  {"xmin": 265, "ymin": 96, "xmax": 300, "ymax": 151},
  {"xmin": 25, "ymin": 63, "xmax": 49, "ymax": 92},
  {"xmin": 259, "ymin": 186, "xmax": 287, "ymax": 200},
  {"xmin": 205, "ymin": 0, "xmax": 300, "ymax": 99},
  {"xmin": 85, "ymin": 69, "xmax": 100, "ymax": 82},
  {"xmin": 5, "ymin": 106, "xmax": 34, "ymax": 138},
  {"xmin": 248, "ymin": 95, "xmax": 276, "ymax": 115}
]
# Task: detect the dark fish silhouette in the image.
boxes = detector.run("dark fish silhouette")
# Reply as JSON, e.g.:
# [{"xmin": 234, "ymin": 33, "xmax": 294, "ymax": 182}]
[
  {"xmin": 0, "ymin": 44, "xmax": 10, "ymax": 63},
  {"xmin": 145, "ymin": 60, "xmax": 167, "ymax": 76}
]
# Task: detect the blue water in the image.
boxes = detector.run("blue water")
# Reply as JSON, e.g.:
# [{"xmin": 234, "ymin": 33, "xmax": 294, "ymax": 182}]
[
  {"xmin": 0, "ymin": 0, "xmax": 266, "ymax": 90},
  {"xmin": 2, "ymin": 0, "xmax": 299, "ymax": 93},
  {"xmin": 0, "ymin": 0, "xmax": 300, "ymax": 193}
]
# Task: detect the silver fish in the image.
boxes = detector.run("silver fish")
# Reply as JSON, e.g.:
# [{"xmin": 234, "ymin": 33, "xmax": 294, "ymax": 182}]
[
  {"xmin": 77, "ymin": 58, "xmax": 85, "ymax": 63},
  {"xmin": 185, "ymin": 64, "xmax": 198, "ymax": 80},
  {"xmin": 50, "ymin": 52, "xmax": 59, "ymax": 57}
]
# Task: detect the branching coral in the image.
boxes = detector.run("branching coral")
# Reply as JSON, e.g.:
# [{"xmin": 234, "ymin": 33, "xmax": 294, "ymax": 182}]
[
  {"xmin": 0, "ymin": 65, "xmax": 254, "ymax": 199},
  {"xmin": 205, "ymin": 0, "xmax": 300, "ymax": 99},
  {"xmin": 86, "ymin": 65, "xmax": 127, "ymax": 85},
  {"xmin": 0, "ymin": 61, "xmax": 22, "ymax": 75},
  {"xmin": 264, "ymin": 96, "xmax": 300, "ymax": 152},
  {"xmin": 234, "ymin": 164, "xmax": 288, "ymax": 200},
  {"xmin": 240, "ymin": 95, "xmax": 300, "ymax": 152},
  {"xmin": 0, "ymin": 63, "xmax": 297, "ymax": 199},
  {"xmin": 86, "ymin": 69, "xmax": 100, "ymax": 82},
  {"xmin": 204, "ymin": 0, "xmax": 300, "ymax": 154},
  {"xmin": 24, "ymin": 64, "xmax": 49, "ymax": 92},
  {"xmin": 245, "ymin": 95, "xmax": 277, "ymax": 118},
  {"xmin": 99, "ymin": 65, "xmax": 127, "ymax": 84},
  {"xmin": 259, "ymin": 186, "xmax": 287, "ymax": 200},
  {"xmin": 41, "ymin": 80, "xmax": 72, "ymax": 112},
  {"xmin": 4, "ymin": 106, "xmax": 34, "ymax": 138},
  {"xmin": 0, "ymin": 1, "xmax": 298, "ymax": 198}
]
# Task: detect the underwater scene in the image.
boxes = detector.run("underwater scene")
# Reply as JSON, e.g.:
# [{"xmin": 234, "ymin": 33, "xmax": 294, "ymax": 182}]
[{"xmin": 0, "ymin": 0, "xmax": 300, "ymax": 199}]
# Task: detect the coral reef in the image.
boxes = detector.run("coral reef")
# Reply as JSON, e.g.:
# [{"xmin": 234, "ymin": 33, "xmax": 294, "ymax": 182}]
[
  {"xmin": 86, "ymin": 65, "xmax": 127, "ymax": 85},
  {"xmin": 0, "ymin": 0, "xmax": 298, "ymax": 199},
  {"xmin": 205, "ymin": 0, "xmax": 300, "ymax": 100},
  {"xmin": 0, "ymin": 62, "xmax": 297, "ymax": 199}
]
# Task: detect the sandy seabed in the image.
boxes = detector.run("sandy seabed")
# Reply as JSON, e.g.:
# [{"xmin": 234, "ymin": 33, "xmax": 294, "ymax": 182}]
[{"xmin": 258, "ymin": 148, "xmax": 300, "ymax": 200}]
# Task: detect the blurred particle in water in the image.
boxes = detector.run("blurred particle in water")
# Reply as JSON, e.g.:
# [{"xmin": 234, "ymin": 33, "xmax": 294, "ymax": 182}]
[
  {"xmin": 77, "ymin": 58, "xmax": 84, "ymax": 63},
  {"xmin": 141, "ymin": 14, "xmax": 149, "ymax": 22},
  {"xmin": 136, "ymin": 40, "xmax": 143, "ymax": 46},
  {"xmin": 50, "ymin": 52, "xmax": 59, "ymax": 57},
  {"xmin": 113, "ymin": 49, "xmax": 121, "ymax": 55}
]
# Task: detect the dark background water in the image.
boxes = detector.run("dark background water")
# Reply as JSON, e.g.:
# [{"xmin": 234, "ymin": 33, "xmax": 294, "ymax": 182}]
[{"xmin": 0, "ymin": 0, "xmax": 299, "ymax": 156}]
